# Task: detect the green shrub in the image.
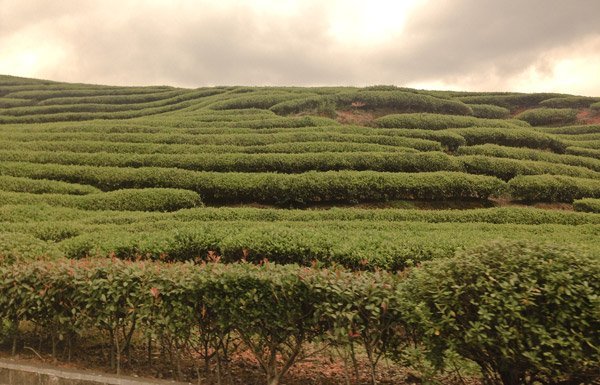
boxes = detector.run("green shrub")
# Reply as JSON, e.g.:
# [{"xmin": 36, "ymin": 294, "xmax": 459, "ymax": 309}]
[
  {"xmin": 0, "ymin": 175, "xmax": 99, "ymax": 195},
  {"xmin": 565, "ymin": 146, "xmax": 600, "ymax": 160},
  {"xmin": 469, "ymin": 104, "xmax": 510, "ymax": 119},
  {"xmin": 0, "ymin": 189, "xmax": 202, "ymax": 211},
  {"xmin": 539, "ymin": 96, "xmax": 599, "ymax": 109},
  {"xmin": 334, "ymin": 91, "xmax": 473, "ymax": 115},
  {"xmin": 507, "ymin": 175, "xmax": 600, "ymax": 202},
  {"xmin": 452, "ymin": 128, "xmax": 566, "ymax": 153},
  {"xmin": 458, "ymin": 155, "xmax": 600, "ymax": 181},
  {"xmin": 573, "ymin": 198, "xmax": 600, "ymax": 213},
  {"xmin": 208, "ymin": 92, "xmax": 306, "ymax": 110},
  {"xmin": 457, "ymin": 144, "xmax": 600, "ymax": 171},
  {"xmin": 404, "ymin": 241, "xmax": 600, "ymax": 385},
  {"xmin": 589, "ymin": 101, "xmax": 600, "ymax": 111},
  {"xmin": 515, "ymin": 108, "xmax": 578, "ymax": 126},
  {"xmin": 0, "ymin": 162, "xmax": 505, "ymax": 204},
  {"xmin": 538, "ymin": 124, "xmax": 600, "ymax": 135},
  {"xmin": 455, "ymin": 93, "xmax": 565, "ymax": 110},
  {"xmin": 269, "ymin": 96, "xmax": 336, "ymax": 116},
  {"xmin": 375, "ymin": 113, "xmax": 527, "ymax": 130},
  {"xmin": 0, "ymin": 150, "xmax": 462, "ymax": 174}
]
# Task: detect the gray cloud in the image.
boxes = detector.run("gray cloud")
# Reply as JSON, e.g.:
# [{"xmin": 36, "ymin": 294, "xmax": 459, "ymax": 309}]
[{"xmin": 1, "ymin": 0, "xmax": 600, "ymax": 94}]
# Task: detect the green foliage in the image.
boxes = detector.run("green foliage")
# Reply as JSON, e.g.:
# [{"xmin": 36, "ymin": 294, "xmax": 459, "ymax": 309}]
[
  {"xmin": 508, "ymin": 174, "xmax": 600, "ymax": 202},
  {"xmin": 573, "ymin": 198, "xmax": 600, "ymax": 213},
  {"xmin": 566, "ymin": 146, "xmax": 600, "ymax": 160},
  {"xmin": 515, "ymin": 108, "xmax": 578, "ymax": 126},
  {"xmin": 458, "ymin": 155, "xmax": 599, "ymax": 181},
  {"xmin": 469, "ymin": 104, "xmax": 510, "ymax": 119},
  {"xmin": 539, "ymin": 96, "xmax": 599, "ymax": 109},
  {"xmin": 375, "ymin": 113, "xmax": 528, "ymax": 130},
  {"xmin": 0, "ymin": 162, "xmax": 505, "ymax": 204},
  {"xmin": 333, "ymin": 91, "xmax": 473, "ymax": 115},
  {"xmin": 0, "ymin": 189, "xmax": 202, "ymax": 211},
  {"xmin": 452, "ymin": 127, "xmax": 566, "ymax": 152},
  {"xmin": 404, "ymin": 241, "xmax": 600, "ymax": 385},
  {"xmin": 457, "ymin": 144, "xmax": 600, "ymax": 172},
  {"xmin": 0, "ymin": 175, "xmax": 99, "ymax": 195},
  {"xmin": 589, "ymin": 101, "xmax": 600, "ymax": 111}
]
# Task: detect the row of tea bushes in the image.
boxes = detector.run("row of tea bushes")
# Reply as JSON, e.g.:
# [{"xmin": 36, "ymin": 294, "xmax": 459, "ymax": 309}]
[
  {"xmin": 0, "ymin": 163, "xmax": 505, "ymax": 203},
  {"xmin": 1, "ymin": 242, "xmax": 597, "ymax": 385},
  {"xmin": 0, "ymin": 189, "xmax": 202, "ymax": 212},
  {"xmin": 3, "ymin": 205, "xmax": 600, "ymax": 226}
]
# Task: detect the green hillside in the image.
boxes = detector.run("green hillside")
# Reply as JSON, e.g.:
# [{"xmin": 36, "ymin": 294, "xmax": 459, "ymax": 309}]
[{"xmin": 1, "ymin": 75, "xmax": 599, "ymax": 384}]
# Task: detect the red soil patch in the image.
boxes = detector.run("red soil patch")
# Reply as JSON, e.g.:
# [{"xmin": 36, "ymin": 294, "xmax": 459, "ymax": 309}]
[{"xmin": 576, "ymin": 108, "xmax": 600, "ymax": 125}]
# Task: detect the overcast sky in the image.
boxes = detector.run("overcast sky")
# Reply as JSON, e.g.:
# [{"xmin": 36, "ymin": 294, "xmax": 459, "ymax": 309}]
[{"xmin": 1, "ymin": 0, "xmax": 600, "ymax": 95}]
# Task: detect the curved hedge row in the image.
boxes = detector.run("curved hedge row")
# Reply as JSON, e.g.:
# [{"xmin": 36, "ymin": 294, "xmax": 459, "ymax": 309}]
[
  {"xmin": 515, "ymin": 108, "xmax": 578, "ymax": 126},
  {"xmin": 0, "ymin": 150, "xmax": 463, "ymax": 174},
  {"xmin": 566, "ymin": 146, "xmax": 600, "ymax": 160},
  {"xmin": 590, "ymin": 101, "xmax": 600, "ymax": 111},
  {"xmin": 1, "ymin": 131, "xmax": 442, "ymax": 151},
  {"xmin": 375, "ymin": 113, "xmax": 527, "ymax": 130},
  {"xmin": 539, "ymin": 96, "xmax": 599, "ymax": 109},
  {"xmin": 0, "ymin": 189, "xmax": 202, "ymax": 212},
  {"xmin": 4, "ymin": 205, "xmax": 599, "ymax": 226},
  {"xmin": 0, "ymin": 175, "xmax": 99, "ymax": 195},
  {"xmin": 457, "ymin": 144, "xmax": 600, "ymax": 172},
  {"xmin": 455, "ymin": 93, "xmax": 565, "ymax": 109},
  {"xmin": 573, "ymin": 198, "xmax": 600, "ymax": 213},
  {"xmin": 452, "ymin": 127, "xmax": 566, "ymax": 152},
  {"xmin": 0, "ymin": 162, "xmax": 506, "ymax": 203},
  {"xmin": 1, "ymin": 243, "xmax": 597, "ymax": 385},
  {"xmin": 469, "ymin": 103, "xmax": 511, "ymax": 119},
  {"xmin": 2, "ymin": 151, "xmax": 596, "ymax": 180},
  {"xmin": 333, "ymin": 90, "xmax": 473, "ymax": 115},
  {"xmin": 508, "ymin": 175, "xmax": 600, "ymax": 202},
  {"xmin": 458, "ymin": 155, "xmax": 600, "ymax": 181},
  {"xmin": 538, "ymin": 124, "xmax": 600, "ymax": 135}
]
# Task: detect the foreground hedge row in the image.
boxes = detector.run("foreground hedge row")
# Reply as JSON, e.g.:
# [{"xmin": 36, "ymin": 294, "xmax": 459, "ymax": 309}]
[
  {"xmin": 0, "ymin": 163, "xmax": 505, "ymax": 203},
  {"xmin": 3, "ymin": 220, "xmax": 597, "ymax": 269},
  {"xmin": 1, "ymin": 242, "xmax": 598, "ymax": 385}
]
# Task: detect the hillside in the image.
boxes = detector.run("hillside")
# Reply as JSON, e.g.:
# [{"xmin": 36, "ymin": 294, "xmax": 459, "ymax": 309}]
[{"xmin": 0, "ymin": 74, "xmax": 599, "ymax": 384}]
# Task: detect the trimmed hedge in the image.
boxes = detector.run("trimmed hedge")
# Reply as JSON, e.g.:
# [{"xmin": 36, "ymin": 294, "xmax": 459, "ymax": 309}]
[
  {"xmin": 515, "ymin": 108, "xmax": 578, "ymax": 126},
  {"xmin": 573, "ymin": 198, "xmax": 600, "ymax": 213},
  {"xmin": 457, "ymin": 144, "xmax": 600, "ymax": 172},
  {"xmin": 375, "ymin": 113, "xmax": 527, "ymax": 130},
  {"xmin": 0, "ymin": 175, "xmax": 100, "ymax": 195},
  {"xmin": 3, "ymin": 205, "xmax": 600, "ymax": 226},
  {"xmin": 507, "ymin": 175, "xmax": 600, "ymax": 202},
  {"xmin": 452, "ymin": 127, "xmax": 566, "ymax": 153},
  {"xmin": 590, "ymin": 101, "xmax": 600, "ymax": 111},
  {"xmin": 455, "ymin": 93, "xmax": 565, "ymax": 109},
  {"xmin": 0, "ymin": 150, "xmax": 463, "ymax": 174},
  {"xmin": 539, "ymin": 96, "xmax": 599, "ymax": 109},
  {"xmin": 0, "ymin": 189, "xmax": 202, "ymax": 212},
  {"xmin": 458, "ymin": 155, "xmax": 600, "ymax": 181},
  {"xmin": 469, "ymin": 104, "xmax": 510, "ymax": 119},
  {"xmin": 333, "ymin": 91, "xmax": 473, "ymax": 115},
  {"xmin": 566, "ymin": 146, "xmax": 600, "ymax": 160},
  {"xmin": 0, "ymin": 162, "xmax": 506, "ymax": 203},
  {"xmin": 405, "ymin": 241, "xmax": 600, "ymax": 385}
]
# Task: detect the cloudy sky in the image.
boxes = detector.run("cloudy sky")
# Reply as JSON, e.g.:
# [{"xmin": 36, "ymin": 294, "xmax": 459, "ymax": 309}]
[{"xmin": 1, "ymin": 0, "xmax": 600, "ymax": 95}]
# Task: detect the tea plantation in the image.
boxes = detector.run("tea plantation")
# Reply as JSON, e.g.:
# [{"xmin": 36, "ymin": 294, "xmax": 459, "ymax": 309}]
[{"xmin": 0, "ymin": 75, "xmax": 598, "ymax": 385}]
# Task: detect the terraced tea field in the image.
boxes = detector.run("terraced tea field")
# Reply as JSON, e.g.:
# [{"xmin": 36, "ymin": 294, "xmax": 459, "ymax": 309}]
[{"xmin": 0, "ymin": 74, "xmax": 598, "ymax": 384}]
